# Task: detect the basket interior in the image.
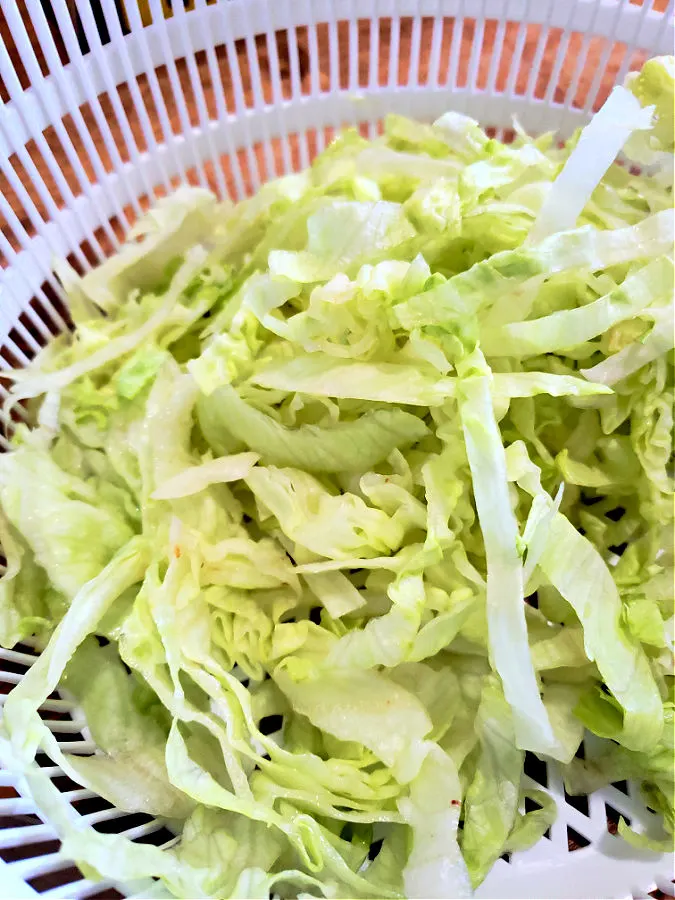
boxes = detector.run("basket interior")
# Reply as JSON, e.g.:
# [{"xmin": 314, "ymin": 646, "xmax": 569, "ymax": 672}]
[{"xmin": 0, "ymin": 1, "xmax": 674, "ymax": 898}]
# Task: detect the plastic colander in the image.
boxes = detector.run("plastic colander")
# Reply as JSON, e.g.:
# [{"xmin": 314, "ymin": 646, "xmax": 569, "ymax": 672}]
[{"xmin": 0, "ymin": 1, "xmax": 673, "ymax": 898}]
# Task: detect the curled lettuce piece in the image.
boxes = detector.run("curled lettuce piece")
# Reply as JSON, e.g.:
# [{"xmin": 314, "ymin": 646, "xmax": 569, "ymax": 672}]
[
  {"xmin": 398, "ymin": 745, "xmax": 471, "ymax": 899},
  {"xmin": 625, "ymin": 56, "xmax": 675, "ymax": 158},
  {"xmin": 457, "ymin": 351, "xmax": 557, "ymax": 757},
  {"xmin": 252, "ymin": 355, "xmax": 457, "ymax": 406},
  {"xmin": 582, "ymin": 303, "xmax": 675, "ymax": 385},
  {"xmin": 506, "ymin": 441, "xmax": 664, "ymax": 753},
  {"xmin": 481, "ymin": 255, "xmax": 673, "ymax": 358},
  {"xmin": 529, "ymin": 86, "xmax": 654, "ymax": 243},
  {"xmin": 0, "ymin": 446, "xmax": 134, "ymax": 600},
  {"xmin": 198, "ymin": 384, "xmax": 428, "ymax": 472},
  {"xmin": 268, "ymin": 200, "xmax": 417, "ymax": 283},
  {"xmin": 4, "ymin": 538, "xmax": 149, "ymax": 759},
  {"xmin": 395, "ymin": 210, "xmax": 674, "ymax": 330},
  {"xmin": 152, "ymin": 452, "xmax": 260, "ymax": 500},
  {"xmin": 460, "ymin": 678, "xmax": 524, "ymax": 887}
]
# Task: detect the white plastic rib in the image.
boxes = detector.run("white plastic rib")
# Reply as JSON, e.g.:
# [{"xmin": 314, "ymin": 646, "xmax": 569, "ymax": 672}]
[
  {"xmin": 1, "ymin": 5, "xmax": 109, "ymax": 264},
  {"xmin": 0, "ymin": 824, "xmax": 58, "ymax": 849},
  {"xmin": 241, "ymin": 3, "xmax": 277, "ymax": 180},
  {"xmin": 174, "ymin": 2, "xmax": 228, "ymax": 196},
  {"xmin": 7, "ymin": 851, "xmax": 73, "ymax": 881},
  {"xmin": 262, "ymin": 13, "xmax": 294, "ymax": 174},
  {"xmin": 149, "ymin": 0, "xmax": 209, "ymax": 187},
  {"xmin": 0, "ymin": 797, "xmax": 48, "ymax": 816},
  {"xmin": 226, "ymin": 8, "xmax": 265, "ymax": 188},
  {"xmin": 0, "ymin": 649, "xmax": 38, "ymax": 666},
  {"xmin": 84, "ymin": 0, "xmax": 171, "ymax": 197},
  {"xmin": 284, "ymin": 0, "xmax": 310, "ymax": 171},
  {"xmin": 193, "ymin": 0, "xmax": 247, "ymax": 197},
  {"xmin": 42, "ymin": 720, "xmax": 87, "ymax": 736},
  {"xmin": 467, "ymin": 4, "xmax": 486, "ymax": 94},
  {"xmin": 582, "ymin": 0, "xmax": 623, "ymax": 114},
  {"xmin": 505, "ymin": 1, "xmax": 530, "ymax": 98},
  {"xmin": 28, "ymin": 6, "xmax": 129, "ymax": 240},
  {"xmin": 48, "ymin": 0, "xmax": 144, "ymax": 220},
  {"xmin": 0, "ymin": 671, "xmax": 30, "ymax": 685},
  {"xmin": 564, "ymin": 0, "xmax": 605, "ymax": 110},
  {"xmin": 118, "ymin": 0, "xmax": 189, "ymax": 186},
  {"xmin": 52, "ymin": 740, "xmax": 96, "ymax": 754},
  {"xmin": 427, "ymin": 1, "xmax": 446, "ymax": 89},
  {"xmin": 446, "ymin": 0, "xmax": 465, "ymax": 90}
]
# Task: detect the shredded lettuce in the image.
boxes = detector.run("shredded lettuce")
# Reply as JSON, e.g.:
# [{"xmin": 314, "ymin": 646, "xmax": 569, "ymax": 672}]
[{"xmin": 0, "ymin": 56, "xmax": 672, "ymax": 900}]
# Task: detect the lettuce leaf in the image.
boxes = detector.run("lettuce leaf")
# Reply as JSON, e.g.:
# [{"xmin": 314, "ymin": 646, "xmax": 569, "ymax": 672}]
[{"xmin": 0, "ymin": 55, "xmax": 672, "ymax": 899}]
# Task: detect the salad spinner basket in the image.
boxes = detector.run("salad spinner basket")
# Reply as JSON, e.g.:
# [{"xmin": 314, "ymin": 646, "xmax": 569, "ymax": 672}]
[{"xmin": 0, "ymin": 0, "xmax": 673, "ymax": 898}]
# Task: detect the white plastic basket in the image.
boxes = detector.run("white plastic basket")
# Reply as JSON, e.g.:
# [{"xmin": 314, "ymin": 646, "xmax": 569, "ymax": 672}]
[{"xmin": 0, "ymin": 1, "xmax": 673, "ymax": 898}]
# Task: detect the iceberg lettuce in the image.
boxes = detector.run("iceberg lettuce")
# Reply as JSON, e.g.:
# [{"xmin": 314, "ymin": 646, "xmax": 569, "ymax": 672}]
[{"xmin": 0, "ymin": 55, "xmax": 672, "ymax": 900}]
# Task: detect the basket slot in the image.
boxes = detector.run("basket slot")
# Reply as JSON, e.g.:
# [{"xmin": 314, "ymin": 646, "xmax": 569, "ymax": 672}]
[
  {"xmin": 1, "ymin": 8, "xmax": 111, "ymax": 265},
  {"xmin": 29, "ymin": 7, "xmax": 131, "ymax": 240},
  {"xmin": 0, "ymin": 147, "xmax": 90, "ymax": 273},
  {"xmin": 7, "ymin": 849, "xmax": 71, "ymax": 881},
  {"xmin": 582, "ymin": 1, "xmax": 625, "ymax": 112},
  {"xmin": 523, "ymin": 21, "xmax": 550, "ymax": 99},
  {"xmin": 0, "ymin": 798, "xmax": 46, "ymax": 818},
  {"xmin": 306, "ymin": 18, "xmax": 324, "ymax": 100},
  {"xmin": 173, "ymin": 7, "xmax": 229, "ymax": 196},
  {"xmin": 28, "ymin": 862, "xmax": 97, "ymax": 895},
  {"xmin": 285, "ymin": 19, "xmax": 311, "ymax": 170},
  {"xmin": 434, "ymin": 16, "xmax": 455, "ymax": 87},
  {"xmin": 0, "ymin": 824, "xmax": 57, "ymax": 849},
  {"xmin": 91, "ymin": 0, "xmax": 174, "ymax": 197},
  {"xmin": 39, "ymin": 876, "xmax": 119, "ymax": 900},
  {"xmin": 5, "ymin": 311, "xmax": 47, "ymax": 364},
  {"xmin": 51, "ymin": 740, "xmax": 96, "ymax": 755},
  {"xmin": 147, "ymin": 4, "xmax": 210, "ymax": 189},
  {"xmin": 194, "ymin": 8, "xmax": 248, "ymax": 196},
  {"xmin": 50, "ymin": 0, "xmax": 146, "ymax": 221},
  {"xmin": 0, "ymin": 330, "xmax": 32, "ymax": 371},
  {"xmin": 119, "ymin": 1, "xmax": 190, "ymax": 187},
  {"xmin": 241, "ymin": 25, "xmax": 277, "ymax": 179},
  {"xmin": 40, "ymin": 719, "xmax": 87, "ymax": 736}
]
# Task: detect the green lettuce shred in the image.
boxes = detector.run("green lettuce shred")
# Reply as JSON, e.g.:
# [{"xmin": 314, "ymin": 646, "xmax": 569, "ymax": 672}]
[{"xmin": 0, "ymin": 56, "xmax": 672, "ymax": 899}]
